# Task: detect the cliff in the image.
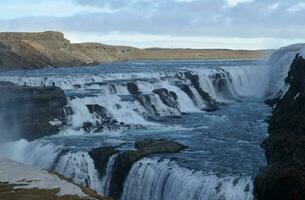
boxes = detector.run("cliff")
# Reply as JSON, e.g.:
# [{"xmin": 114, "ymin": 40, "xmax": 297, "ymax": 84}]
[
  {"xmin": 255, "ymin": 46, "xmax": 305, "ymax": 200},
  {"xmin": 0, "ymin": 81, "xmax": 67, "ymax": 142},
  {"xmin": 0, "ymin": 31, "xmax": 272, "ymax": 70}
]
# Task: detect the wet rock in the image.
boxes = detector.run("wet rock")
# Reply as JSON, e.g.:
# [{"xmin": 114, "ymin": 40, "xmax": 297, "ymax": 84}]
[
  {"xmin": 178, "ymin": 84, "xmax": 195, "ymax": 101},
  {"xmin": 86, "ymin": 104, "xmax": 108, "ymax": 118},
  {"xmin": 255, "ymin": 55, "xmax": 305, "ymax": 200},
  {"xmin": 0, "ymin": 81, "xmax": 67, "ymax": 141},
  {"xmin": 134, "ymin": 138, "xmax": 187, "ymax": 152},
  {"xmin": 108, "ymin": 139, "xmax": 187, "ymax": 199},
  {"xmin": 82, "ymin": 122, "xmax": 94, "ymax": 133},
  {"xmin": 189, "ymin": 74, "xmax": 218, "ymax": 108},
  {"xmin": 201, "ymin": 104, "xmax": 218, "ymax": 112},
  {"xmin": 153, "ymin": 88, "xmax": 179, "ymax": 109},
  {"xmin": 211, "ymin": 69, "xmax": 236, "ymax": 99},
  {"xmin": 89, "ymin": 146, "xmax": 119, "ymax": 176},
  {"xmin": 134, "ymin": 94, "xmax": 160, "ymax": 117},
  {"xmin": 127, "ymin": 82, "xmax": 140, "ymax": 95},
  {"xmin": 179, "ymin": 72, "xmax": 218, "ymax": 111}
]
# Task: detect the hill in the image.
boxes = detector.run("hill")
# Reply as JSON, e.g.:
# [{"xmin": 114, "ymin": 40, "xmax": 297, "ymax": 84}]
[{"xmin": 0, "ymin": 31, "xmax": 272, "ymax": 70}]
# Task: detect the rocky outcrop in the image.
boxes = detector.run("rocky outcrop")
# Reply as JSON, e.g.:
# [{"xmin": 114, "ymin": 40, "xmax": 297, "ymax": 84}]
[
  {"xmin": 0, "ymin": 81, "xmax": 67, "ymax": 141},
  {"xmin": 126, "ymin": 82, "xmax": 140, "ymax": 95},
  {"xmin": 182, "ymin": 72, "xmax": 218, "ymax": 111},
  {"xmin": 89, "ymin": 147, "xmax": 118, "ymax": 176},
  {"xmin": 153, "ymin": 88, "xmax": 179, "ymax": 109},
  {"xmin": 255, "ymin": 54, "xmax": 305, "ymax": 200},
  {"xmin": 89, "ymin": 139, "xmax": 186, "ymax": 199}
]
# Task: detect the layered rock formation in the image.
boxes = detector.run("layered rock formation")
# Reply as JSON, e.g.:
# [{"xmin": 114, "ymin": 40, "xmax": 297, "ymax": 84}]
[
  {"xmin": 0, "ymin": 31, "xmax": 272, "ymax": 70},
  {"xmin": 0, "ymin": 81, "xmax": 67, "ymax": 141},
  {"xmin": 255, "ymin": 47, "xmax": 305, "ymax": 200}
]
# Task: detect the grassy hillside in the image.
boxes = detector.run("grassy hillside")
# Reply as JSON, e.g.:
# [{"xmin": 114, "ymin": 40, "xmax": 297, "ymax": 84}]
[{"xmin": 0, "ymin": 31, "xmax": 273, "ymax": 70}]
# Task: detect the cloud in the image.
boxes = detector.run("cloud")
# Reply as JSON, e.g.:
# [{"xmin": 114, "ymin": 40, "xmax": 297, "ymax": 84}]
[
  {"xmin": 0, "ymin": 0, "xmax": 304, "ymax": 49},
  {"xmin": 288, "ymin": 2, "xmax": 305, "ymax": 12},
  {"xmin": 226, "ymin": 0, "xmax": 254, "ymax": 7}
]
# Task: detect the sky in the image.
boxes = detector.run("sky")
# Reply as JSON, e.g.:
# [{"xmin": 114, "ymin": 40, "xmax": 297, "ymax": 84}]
[{"xmin": 0, "ymin": 0, "xmax": 305, "ymax": 49}]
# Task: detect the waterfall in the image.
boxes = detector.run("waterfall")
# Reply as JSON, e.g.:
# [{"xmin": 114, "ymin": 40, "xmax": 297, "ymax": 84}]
[
  {"xmin": 100, "ymin": 154, "xmax": 119, "ymax": 196},
  {"xmin": 0, "ymin": 139, "xmax": 122, "ymax": 197},
  {"xmin": 53, "ymin": 151, "xmax": 103, "ymax": 194},
  {"xmin": 121, "ymin": 158, "xmax": 253, "ymax": 200},
  {"xmin": 0, "ymin": 64, "xmax": 269, "ymax": 135},
  {"xmin": 0, "ymin": 62, "xmax": 269, "ymax": 199}
]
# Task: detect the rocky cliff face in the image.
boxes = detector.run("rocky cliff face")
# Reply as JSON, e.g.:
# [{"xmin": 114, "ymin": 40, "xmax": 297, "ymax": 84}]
[
  {"xmin": 0, "ymin": 81, "xmax": 67, "ymax": 141},
  {"xmin": 255, "ymin": 50, "xmax": 305, "ymax": 200}
]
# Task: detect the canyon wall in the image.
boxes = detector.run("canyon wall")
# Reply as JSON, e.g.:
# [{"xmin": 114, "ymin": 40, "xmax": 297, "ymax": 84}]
[{"xmin": 255, "ymin": 46, "xmax": 305, "ymax": 200}]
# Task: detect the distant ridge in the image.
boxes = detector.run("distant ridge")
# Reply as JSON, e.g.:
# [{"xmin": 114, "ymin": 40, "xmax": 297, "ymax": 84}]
[{"xmin": 0, "ymin": 31, "xmax": 273, "ymax": 70}]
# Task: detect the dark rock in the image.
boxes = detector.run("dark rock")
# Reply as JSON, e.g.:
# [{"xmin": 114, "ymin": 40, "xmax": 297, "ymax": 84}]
[
  {"xmin": 255, "ymin": 55, "xmax": 305, "ymax": 200},
  {"xmin": 108, "ymin": 139, "xmax": 187, "ymax": 199},
  {"xmin": 73, "ymin": 84, "xmax": 81, "ymax": 89},
  {"xmin": 82, "ymin": 122, "xmax": 94, "ymax": 133},
  {"xmin": 0, "ymin": 81, "xmax": 67, "ymax": 141},
  {"xmin": 178, "ymin": 84, "xmax": 196, "ymax": 102},
  {"xmin": 211, "ymin": 69, "xmax": 237, "ymax": 99},
  {"xmin": 201, "ymin": 105, "xmax": 218, "ymax": 112},
  {"xmin": 86, "ymin": 104, "xmax": 108, "ymax": 118},
  {"xmin": 153, "ymin": 88, "xmax": 179, "ymax": 110},
  {"xmin": 179, "ymin": 72, "xmax": 218, "ymax": 111},
  {"xmin": 127, "ymin": 82, "xmax": 140, "ymax": 95},
  {"xmin": 89, "ymin": 146, "xmax": 118, "ymax": 176},
  {"xmin": 134, "ymin": 138, "xmax": 187, "ymax": 152},
  {"xmin": 134, "ymin": 94, "xmax": 160, "ymax": 118},
  {"xmin": 189, "ymin": 73, "xmax": 217, "ymax": 107}
]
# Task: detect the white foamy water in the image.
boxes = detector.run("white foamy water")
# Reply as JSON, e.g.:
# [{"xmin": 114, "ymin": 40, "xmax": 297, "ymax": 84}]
[{"xmin": 122, "ymin": 158, "xmax": 253, "ymax": 200}]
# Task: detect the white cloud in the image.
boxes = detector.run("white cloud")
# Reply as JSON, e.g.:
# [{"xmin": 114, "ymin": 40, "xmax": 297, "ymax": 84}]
[
  {"xmin": 226, "ymin": 0, "xmax": 254, "ymax": 7},
  {"xmin": 0, "ymin": 0, "xmax": 111, "ymax": 19},
  {"xmin": 288, "ymin": 2, "xmax": 305, "ymax": 12},
  {"xmin": 268, "ymin": 3, "xmax": 279, "ymax": 11}
]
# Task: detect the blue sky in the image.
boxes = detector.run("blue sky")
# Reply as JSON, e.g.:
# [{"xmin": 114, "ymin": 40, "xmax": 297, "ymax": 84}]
[{"xmin": 0, "ymin": 0, "xmax": 305, "ymax": 49}]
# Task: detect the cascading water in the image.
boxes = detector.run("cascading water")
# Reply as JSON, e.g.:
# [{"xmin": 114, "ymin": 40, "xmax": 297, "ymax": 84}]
[
  {"xmin": 122, "ymin": 158, "xmax": 253, "ymax": 200},
  {"xmin": 100, "ymin": 154, "xmax": 119, "ymax": 196},
  {"xmin": 0, "ymin": 62, "xmax": 269, "ymax": 133},
  {"xmin": 0, "ymin": 59, "xmax": 271, "ymax": 200}
]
